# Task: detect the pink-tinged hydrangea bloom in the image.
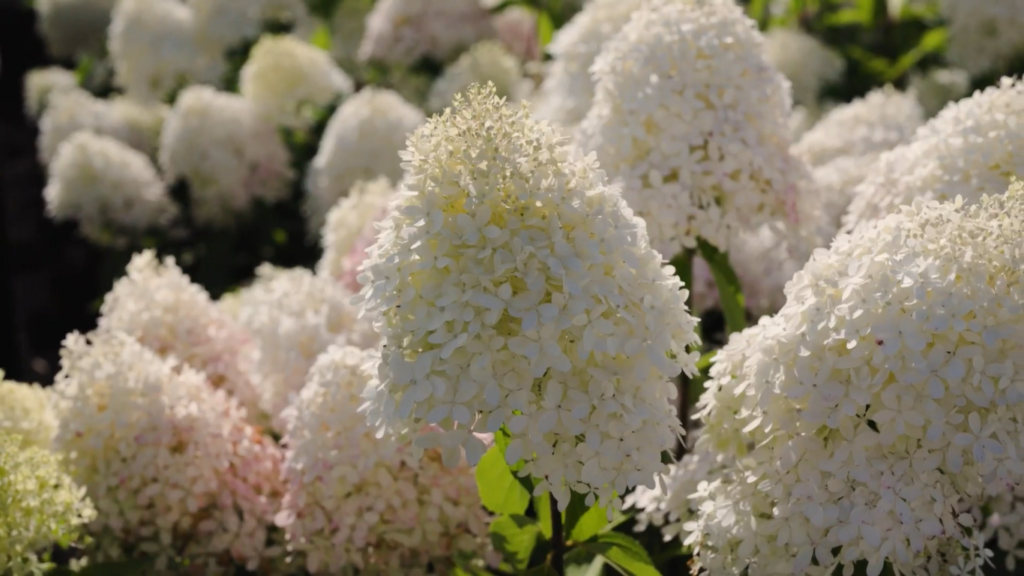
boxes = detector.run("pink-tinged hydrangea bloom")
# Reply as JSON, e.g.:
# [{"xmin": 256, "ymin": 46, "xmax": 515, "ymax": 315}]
[
  {"xmin": 52, "ymin": 331, "xmax": 283, "ymax": 573},
  {"xmin": 317, "ymin": 176, "xmax": 395, "ymax": 293}
]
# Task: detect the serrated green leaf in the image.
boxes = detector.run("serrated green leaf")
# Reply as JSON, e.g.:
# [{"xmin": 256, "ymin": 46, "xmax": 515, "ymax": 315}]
[
  {"xmin": 566, "ymin": 499, "xmax": 608, "ymax": 544},
  {"xmin": 310, "ymin": 21, "xmax": 332, "ymax": 51},
  {"xmin": 593, "ymin": 533, "xmax": 660, "ymax": 576},
  {"xmin": 490, "ymin": 515, "xmax": 542, "ymax": 572},
  {"xmin": 475, "ymin": 445, "xmax": 531, "ymax": 515},
  {"xmin": 697, "ymin": 240, "xmax": 746, "ymax": 336}
]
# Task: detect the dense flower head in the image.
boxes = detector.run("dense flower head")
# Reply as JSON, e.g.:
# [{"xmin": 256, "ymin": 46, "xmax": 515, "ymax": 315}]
[
  {"xmin": 788, "ymin": 105, "xmax": 819, "ymax": 140},
  {"xmin": 357, "ymin": 84, "xmax": 700, "ymax": 512},
  {"xmin": 230, "ymin": 265, "xmax": 378, "ymax": 431},
  {"xmin": 159, "ymin": 85, "xmax": 293, "ymax": 226},
  {"xmin": 108, "ymin": 0, "xmax": 220, "ymax": 102},
  {"xmin": 576, "ymin": 0, "xmax": 805, "ymax": 256},
  {"xmin": 304, "ymin": 88, "xmax": 424, "ymax": 231},
  {"xmin": 240, "ymin": 34, "xmax": 354, "ymax": 129},
  {"xmin": 277, "ymin": 345, "xmax": 492, "ymax": 574},
  {"xmin": 44, "ymin": 132, "xmax": 177, "ymax": 244},
  {"xmin": 793, "ymin": 86, "xmax": 925, "ymax": 169},
  {"xmin": 189, "ymin": 0, "xmax": 309, "ymax": 54},
  {"xmin": 97, "ymin": 250, "xmax": 264, "ymax": 422},
  {"xmin": 0, "ymin": 372, "xmax": 57, "ymax": 451},
  {"xmin": 842, "ymin": 77, "xmax": 1024, "ymax": 233},
  {"xmin": 427, "ymin": 40, "xmax": 526, "ymax": 113},
  {"xmin": 318, "ymin": 176, "xmax": 396, "ymax": 293},
  {"xmin": 357, "ymin": 0, "xmax": 495, "ymax": 66},
  {"xmin": 909, "ymin": 67, "xmax": 971, "ymax": 118},
  {"xmin": 35, "ymin": 0, "xmax": 115, "ymax": 59},
  {"xmin": 940, "ymin": 0, "xmax": 1024, "ymax": 77},
  {"xmin": 0, "ymin": 433, "xmax": 96, "ymax": 575},
  {"xmin": 763, "ymin": 27, "xmax": 845, "ymax": 108},
  {"xmin": 23, "ymin": 66, "xmax": 78, "ymax": 119},
  {"xmin": 38, "ymin": 89, "xmax": 167, "ymax": 164},
  {"xmin": 686, "ymin": 183, "xmax": 1024, "ymax": 575},
  {"xmin": 52, "ymin": 331, "xmax": 283, "ymax": 572},
  {"xmin": 530, "ymin": 0, "xmax": 643, "ymax": 128}
]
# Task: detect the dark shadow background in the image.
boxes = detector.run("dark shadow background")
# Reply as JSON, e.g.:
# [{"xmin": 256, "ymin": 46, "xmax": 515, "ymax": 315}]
[{"xmin": 0, "ymin": 0, "xmax": 101, "ymax": 385}]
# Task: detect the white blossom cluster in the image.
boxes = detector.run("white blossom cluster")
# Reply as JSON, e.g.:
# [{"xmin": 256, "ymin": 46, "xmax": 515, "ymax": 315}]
[
  {"xmin": 44, "ymin": 132, "xmax": 177, "ymax": 244},
  {"xmin": 304, "ymin": 88, "xmax": 424, "ymax": 231},
  {"xmin": 530, "ymin": 0, "xmax": 643, "ymax": 128},
  {"xmin": 493, "ymin": 5, "xmax": 540, "ymax": 63},
  {"xmin": 684, "ymin": 183, "xmax": 1024, "ymax": 575},
  {"xmin": 108, "ymin": 0, "xmax": 219, "ymax": 103},
  {"xmin": 38, "ymin": 89, "xmax": 167, "ymax": 164},
  {"xmin": 230, "ymin": 265, "xmax": 378, "ymax": 431},
  {"xmin": 427, "ymin": 40, "xmax": 525, "ymax": 113},
  {"xmin": 240, "ymin": 34, "xmax": 354, "ymax": 129},
  {"xmin": 0, "ymin": 372, "xmax": 57, "ymax": 451},
  {"xmin": 940, "ymin": 0, "xmax": 1024, "ymax": 77},
  {"xmin": 277, "ymin": 345, "xmax": 492, "ymax": 574},
  {"xmin": 908, "ymin": 67, "xmax": 972, "ymax": 117},
  {"xmin": 763, "ymin": 27, "xmax": 845, "ymax": 108},
  {"xmin": 843, "ymin": 77, "xmax": 1024, "ymax": 233},
  {"xmin": 34, "ymin": 0, "xmax": 115, "ymax": 59},
  {"xmin": 0, "ymin": 433, "xmax": 95, "ymax": 575},
  {"xmin": 23, "ymin": 66, "xmax": 79, "ymax": 119},
  {"xmin": 794, "ymin": 86, "xmax": 925, "ymax": 235},
  {"xmin": 189, "ymin": 0, "xmax": 309, "ymax": 55},
  {"xmin": 358, "ymin": 84, "xmax": 700, "ymax": 513},
  {"xmin": 97, "ymin": 250, "xmax": 265, "ymax": 422},
  {"xmin": 318, "ymin": 176, "xmax": 395, "ymax": 293},
  {"xmin": 52, "ymin": 331, "xmax": 284, "ymax": 573},
  {"xmin": 358, "ymin": 0, "xmax": 495, "ymax": 65},
  {"xmin": 577, "ymin": 0, "xmax": 806, "ymax": 257},
  {"xmin": 159, "ymin": 85, "xmax": 293, "ymax": 226}
]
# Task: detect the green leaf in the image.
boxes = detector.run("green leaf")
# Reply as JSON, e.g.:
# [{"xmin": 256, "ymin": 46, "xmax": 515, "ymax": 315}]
[
  {"xmin": 883, "ymin": 27, "xmax": 947, "ymax": 82},
  {"xmin": 592, "ymin": 533, "xmax": 660, "ymax": 576},
  {"xmin": 310, "ymin": 21, "xmax": 333, "ymax": 51},
  {"xmin": 745, "ymin": 0, "xmax": 768, "ymax": 28},
  {"xmin": 822, "ymin": 7, "xmax": 871, "ymax": 27},
  {"xmin": 524, "ymin": 566, "xmax": 560, "ymax": 576},
  {"xmin": 535, "ymin": 492, "xmax": 553, "ymax": 539},
  {"xmin": 537, "ymin": 9, "xmax": 555, "ymax": 49},
  {"xmin": 565, "ymin": 495, "xmax": 608, "ymax": 544},
  {"xmin": 490, "ymin": 515, "xmax": 543, "ymax": 572},
  {"xmin": 74, "ymin": 56, "xmax": 94, "ymax": 86},
  {"xmin": 48, "ymin": 560, "xmax": 154, "ymax": 576},
  {"xmin": 695, "ymin": 350, "xmax": 716, "ymax": 372},
  {"xmin": 567, "ymin": 556, "xmax": 606, "ymax": 576},
  {"xmin": 475, "ymin": 445, "xmax": 531, "ymax": 515},
  {"xmin": 696, "ymin": 240, "xmax": 746, "ymax": 336}
]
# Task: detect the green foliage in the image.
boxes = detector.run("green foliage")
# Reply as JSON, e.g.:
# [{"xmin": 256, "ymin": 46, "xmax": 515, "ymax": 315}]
[
  {"xmin": 47, "ymin": 560, "xmax": 153, "ymax": 576},
  {"xmin": 697, "ymin": 240, "xmax": 746, "ymax": 336},
  {"xmin": 475, "ymin": 445, "xmax": 532, "ymax": 516}
]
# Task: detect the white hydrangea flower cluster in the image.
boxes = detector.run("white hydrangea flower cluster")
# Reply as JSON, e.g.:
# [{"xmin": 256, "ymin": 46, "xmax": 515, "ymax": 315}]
[
  {"xmin": 0, "ymin": 433, "xmax": 95, "ymax": 575},
  {"xmin": 909, "ymin": 67, "xmax": 971, "ymax": 117},
  {"xmin": 98, "ymin": 250, "xmax": 265, "ymax": 422},
  {"xmin": 843, "ymin": 77, "xmax": 1024, "ymax": 233},
  {"xmin": 38, "ymin": 89, "xmax": 167, "ymax": 164},
  {"xmin": 240, "ymin": 35, "xmax": 354, "ymax": 129},
  {"xmin": 108, "ymin": 0, "xmax": 219, "ymax": 103},
  {"xmin": 159, "ymin": 85, "xmax": 293, "ymax": 226},
  {"xmin": 788, "ymin": 105, "xmax": 818, "ymax": 141},
  {"xmin": 231, "ymin": 265, "xmax": 378, "ymax": 431},
  {"xmin": 358, "ymin": 84, "xmax": 700, "ymax": 512},
  {"xmin": 357, "ymin": 0, "xmax": 495, "ymax": 65},
  {"xmin": 493, "ymin": 5, "xmax": 540, "ymax": 62},
  {"xmin": 530, "ymin": 0, "xmax": 643, "ymax": 128},
  {"xmin": 277, "ymin": 345, "xmax": 492, "ymax": 574},
  {"xmin": 318, "ymin": 176, "xmax": 395, "ymax": 293},
  {"xmin": 427, "ymin": 40, "xmax": 526, "ymax": 113},
  {"xmin": 940, "ymin": 0, "xmax": 1024, "ymax": 77},
  {"xmin": 577, "ymin": 0, "xmax": 805, "ymax": 257},
  {"xmin": 0, "ymin": 373, "xmax": 57, "ymax": 451},
  {"xmin": 34, "ymin": 0, "xmax": 115, "ymax": 59},
  {"xmin": 189, "ymin": 0, "xmax": 309, "ymax": 54},
  {"xmin": 793, "ymin": 86, "xmax": 925, "ymax": 169},
  {"xmin": 304, "ymin": 88, "xmax": 424, "ymax": 231},
  {"xmin": 763, "ymin": 27, "xmax": 845, "ymax": 108},
  {"xmin": 44, "ymin": 132, "xmax": 177, "ymax": 244},
  {"xmin": 52, "ymin": 331, "xmax": 284, "ymax": 572},
  {"xmin": 685, "ymin": 184, "xmax": 1024, "ymax": 575},
  {"xmin": 23, "ymin": 66, "xmax": 79, "ymax": 119}
]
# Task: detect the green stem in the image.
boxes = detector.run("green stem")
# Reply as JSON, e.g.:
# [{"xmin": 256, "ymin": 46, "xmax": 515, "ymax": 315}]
[
  {"xmin": 696, "ymin": 239, "xmax": 747, "ymax": 336},
  {"xmin": 550, "ymin": 496, "xmax": 564, "ymax": 575}
]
